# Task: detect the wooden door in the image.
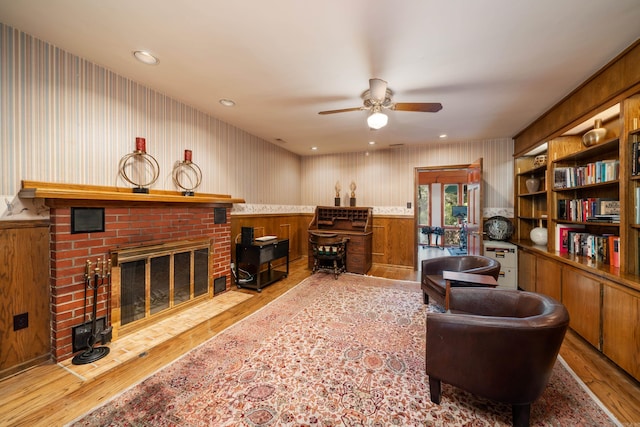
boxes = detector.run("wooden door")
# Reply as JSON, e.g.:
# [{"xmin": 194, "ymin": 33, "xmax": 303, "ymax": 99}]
[{"xmin": 466, "ymin": 158, "xmax": 483, "ymax": 255}]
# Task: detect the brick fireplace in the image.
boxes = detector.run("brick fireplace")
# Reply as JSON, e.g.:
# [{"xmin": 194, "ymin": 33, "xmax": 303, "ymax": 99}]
[{"xmin": 20, "ymin": 181, "xmax": 243, "ymax": 362}]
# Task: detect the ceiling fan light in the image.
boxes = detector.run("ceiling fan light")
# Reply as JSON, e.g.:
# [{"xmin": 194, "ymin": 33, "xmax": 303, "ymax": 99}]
[{"xmin": 367, "ymin": 111, "xmax": 388, "ymax": 129}]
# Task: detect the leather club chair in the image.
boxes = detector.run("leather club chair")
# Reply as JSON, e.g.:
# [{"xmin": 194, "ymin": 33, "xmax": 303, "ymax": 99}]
[
  {"xmin": 426, "ymin": 288, "xmax": 570, "ymax": 427},
  {"xmin": 421, "ymin": 255, "xmax": 501, "ymax": 306}
]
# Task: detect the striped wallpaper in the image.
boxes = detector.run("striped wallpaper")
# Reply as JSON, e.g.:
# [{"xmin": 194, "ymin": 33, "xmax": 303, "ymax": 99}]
[
  {"xmin": 1, "ymin": 22, "xmax": 514, "ymax": 214},
  {"xmin": 300, "ymin": 139, "xmax": 514, "ymax": 210},
  {"xmin": 0, "ymin": 23, "xmax": 301, "ymax": 205}
]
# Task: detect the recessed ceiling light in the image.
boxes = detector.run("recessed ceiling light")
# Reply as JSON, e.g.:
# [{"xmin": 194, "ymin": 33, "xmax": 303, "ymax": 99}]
[
  {"xmin": 219, "ymin": 98, "xmax": 236, "ymax": 107},
  {"xmin": 439, "ymin": 134, "xmax": 448, "ymax": 138},
  {"xmin": 311, "ymin": 146, "xmax": 318, "ymax": 151},
  {"xmin": 133, "ymin": 50, "xmax": 159, "ymax": 65},
  {"xmin": 368, "ymin": 141, "xmax": 376, "ymax": 145}
]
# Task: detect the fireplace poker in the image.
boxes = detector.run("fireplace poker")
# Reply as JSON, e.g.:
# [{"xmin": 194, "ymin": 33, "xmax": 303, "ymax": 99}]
[{"xmin": 72, "ymin": 257, "xmax": 111, "ymax": 365}]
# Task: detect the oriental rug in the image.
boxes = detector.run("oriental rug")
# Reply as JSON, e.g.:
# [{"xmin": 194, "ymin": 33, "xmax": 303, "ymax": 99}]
[{"xmin": 69, "ymin": 273, "xmax": 619, "ymax": 426}]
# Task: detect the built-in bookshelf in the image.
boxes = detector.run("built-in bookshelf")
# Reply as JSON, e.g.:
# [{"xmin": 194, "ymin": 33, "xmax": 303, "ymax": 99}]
[
  {"xmin": 550, "ymin": 136, "xmax": 621, "ymax": 267},
  {"xmin": 514, "ymin": 155, "xmax": 548, "ymax": 243},
  {"xmin": 512, "ymin": 41, "xmax": 640, "ymax": 383}
]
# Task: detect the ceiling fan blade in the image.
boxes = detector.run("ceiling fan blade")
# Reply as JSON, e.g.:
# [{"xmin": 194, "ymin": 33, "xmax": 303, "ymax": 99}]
[
  {"xmin": 318, "ymin": 107, "xmax": 364, "ymax": 115},
  {"xmin": 369, "ymin": 78, "xmax": 388, "ymax": 102},
  {"xmin": 393, "ymin": 102, "xmax": 443, "ymax": 113}
]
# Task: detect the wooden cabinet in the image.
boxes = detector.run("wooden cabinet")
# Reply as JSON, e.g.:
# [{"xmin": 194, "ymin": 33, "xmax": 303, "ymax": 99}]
[
  {"xmin": 517, "ymin": 247, "xmax": 562, "ymax": 298},
  {"xmin": 0, "ymin": 221, "xmax": 50, "ymax": 378},
  {"xmin": 517, "ymin": 249, "xmax": 536, "ymax": 292},
  {"xmin": 562, "ymin": 267, "xmax": 602, "ymax": 349},
  {"xmin": 536, "ymin": 256, "xmax": 562, "ymax": 301},
  {"xmin": 602, "ymin": 283, "xmax": 640, "ymax": 380},
  {"xmin": 516, "ymin": 244, "xmax": 640, "ymax": 382}
]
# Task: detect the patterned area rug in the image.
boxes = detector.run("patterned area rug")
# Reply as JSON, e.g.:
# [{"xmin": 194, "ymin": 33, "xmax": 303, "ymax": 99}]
[{"xmin": 69, "ymin": 273, "xmax": 619, "ymax": 426}]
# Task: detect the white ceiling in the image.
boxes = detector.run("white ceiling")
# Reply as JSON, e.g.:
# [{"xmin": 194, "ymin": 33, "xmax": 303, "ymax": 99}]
[{"xmin": 1, "ymin": 0, "xmax": 639, "ymax": 156}]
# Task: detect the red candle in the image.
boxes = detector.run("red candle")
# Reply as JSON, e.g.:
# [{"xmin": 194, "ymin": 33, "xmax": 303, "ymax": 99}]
[
  {"xmin": 184, "ymin": 149, "xmax": 192, "ymax": 162},
  {"xmin": 135, "ymin": 137, "xmax": 146, "ymax": 153}
]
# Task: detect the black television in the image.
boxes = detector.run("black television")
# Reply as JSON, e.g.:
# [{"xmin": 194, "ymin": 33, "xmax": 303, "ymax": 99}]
[{"xmin": 452, "ymin": 205, "xmax": 467, "ymax": 218}]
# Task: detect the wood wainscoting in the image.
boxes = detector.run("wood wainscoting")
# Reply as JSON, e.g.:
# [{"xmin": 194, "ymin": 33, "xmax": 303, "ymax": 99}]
[
  {"xmin": 0, "ymin": 220, "xmax": 50, "ymax": 378},
  {"xmin": 231, "ymin": 213, "xmax": 415, "ymax": 269},
  {"xmin": 371, "ymin": 215, "xmax": 414, "ymax": 268}
]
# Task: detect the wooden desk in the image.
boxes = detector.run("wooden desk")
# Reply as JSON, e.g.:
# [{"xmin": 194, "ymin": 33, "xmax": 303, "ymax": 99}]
[
  {"xmin": 307, "ymin": 206, "xmax": 373, "ymax": 274},
  {"xmin": 442, "ymin": 270, "xmax": 498, "ymax": 310}
]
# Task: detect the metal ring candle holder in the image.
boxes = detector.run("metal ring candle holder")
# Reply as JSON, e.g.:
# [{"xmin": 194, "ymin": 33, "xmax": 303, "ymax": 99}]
[
  {"xmin": 172, "ymin": 160, "xmax": 202, "ymax": 196},
  {"xmin": 118, "ymin": 150, "xmax": 160, "ymax": 193}
]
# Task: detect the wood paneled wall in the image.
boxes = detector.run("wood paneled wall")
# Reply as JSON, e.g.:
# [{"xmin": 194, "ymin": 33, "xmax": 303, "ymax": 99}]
[
  {"xmin": 372, "ymin": 216, "xmax": 414, "ymax": 267},
  {"xmin": 0, "ymin": 221, "xmax": 50, "ymax": 378},
  {"xmin": 231, "ymin": 214, "xmax": 415, "ymax": 269}
]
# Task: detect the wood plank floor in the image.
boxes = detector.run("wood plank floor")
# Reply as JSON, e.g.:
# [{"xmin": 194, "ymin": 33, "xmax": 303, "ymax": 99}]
[{"xmin": 1, "ymin": 257, "xmax": 639, "ymax": 426}]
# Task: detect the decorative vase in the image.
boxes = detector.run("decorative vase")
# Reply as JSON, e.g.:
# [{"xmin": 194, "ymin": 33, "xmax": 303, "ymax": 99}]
[
  {"xmin": 525, "ymin": 176, "xmax": 540, "ymax": 193},
  {"xmin": 530, "ymin": 220, "xmax": 548, "ymax": 246},
  {"xmin": 582, "ymin": 119, "xmax": 607, "ymax": 147}
]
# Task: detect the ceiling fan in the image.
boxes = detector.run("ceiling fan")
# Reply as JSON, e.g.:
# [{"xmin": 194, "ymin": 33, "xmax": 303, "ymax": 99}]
[{"xmin": 318, "ymin": 78, "xmax": 443, "ymax": 129}]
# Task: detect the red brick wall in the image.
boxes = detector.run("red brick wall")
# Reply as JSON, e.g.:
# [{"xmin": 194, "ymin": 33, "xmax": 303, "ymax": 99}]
[{"xmin": 49, "ymin": 205, "xmax": 231, "ymax": 361}]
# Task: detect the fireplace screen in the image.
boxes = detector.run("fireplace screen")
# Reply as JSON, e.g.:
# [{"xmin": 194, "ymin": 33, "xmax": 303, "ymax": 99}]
[{"xmin": 115, "ymin": 240, "xmax": 211, "ymax": 327}]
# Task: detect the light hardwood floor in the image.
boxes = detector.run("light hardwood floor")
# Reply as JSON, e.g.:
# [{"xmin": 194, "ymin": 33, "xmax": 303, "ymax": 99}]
[{"xmin": 1, "ymin": 257, "xmax": 639, "ymax": 426}]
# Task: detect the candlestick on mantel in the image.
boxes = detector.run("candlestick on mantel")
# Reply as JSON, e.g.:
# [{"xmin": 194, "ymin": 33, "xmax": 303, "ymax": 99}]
[{"xmin": 135, "ymin": 137, "xmax": 146, "ymax": 153}]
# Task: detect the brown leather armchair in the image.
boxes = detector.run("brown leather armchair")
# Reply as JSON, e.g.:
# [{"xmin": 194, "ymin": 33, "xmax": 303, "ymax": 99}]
[
  {"xmin": 426, "ymin": 288, "xmax": 570, "ymax": 427},
  {"xmin": 421, "ymin": 255, "xmax": 501, "ymax": 306}
]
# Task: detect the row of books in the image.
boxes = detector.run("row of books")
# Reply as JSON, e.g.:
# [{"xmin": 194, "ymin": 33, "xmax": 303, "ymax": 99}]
[
  {"xmin": 555, "ymin": 224, "xmax": 620, "ymax": 266},
  {"xmin": 553, "ymin": 160, "xmax": 619, "ymax": 188},
  {"xmin": 557, "ymin": 198, "xmax": 620, "ymax": 223}
]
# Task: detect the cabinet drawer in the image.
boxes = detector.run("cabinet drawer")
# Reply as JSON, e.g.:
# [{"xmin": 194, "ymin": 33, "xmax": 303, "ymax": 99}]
[
  {"xmin": 497, "ymin": 268, "xmax": 517, "ymax": 289},
  {"xmin": 347, "ymin": 241, "xmax": 364, "ymax": 254},
  {"xmin": 272, "ymin": 241, "xmax": 288, "ymax": 259},
  {"xmin": 484, "ymin": 244, "xmax": 517, "ymax": 268},
  {"xmin": 258, "ymin": 241, "xmax": 288, "ymax": 261}
]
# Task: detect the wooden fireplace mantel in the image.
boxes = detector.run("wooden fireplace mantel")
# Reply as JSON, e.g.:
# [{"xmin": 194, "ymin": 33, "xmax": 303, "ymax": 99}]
[{"xmin": 19, "ymin": 180, "xmax": 245, "ymax": 206}]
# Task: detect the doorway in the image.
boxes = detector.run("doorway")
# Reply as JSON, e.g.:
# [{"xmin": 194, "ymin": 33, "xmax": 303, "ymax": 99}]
[{"xmin": 414, "ymin": 159, "xmax": 483, "ymax": 270}]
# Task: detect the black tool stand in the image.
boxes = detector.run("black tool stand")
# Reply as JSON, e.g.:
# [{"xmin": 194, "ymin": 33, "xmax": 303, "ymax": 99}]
[{"xmin": 72, "ymin": 263, "xmax": 110, "ymax": 365}]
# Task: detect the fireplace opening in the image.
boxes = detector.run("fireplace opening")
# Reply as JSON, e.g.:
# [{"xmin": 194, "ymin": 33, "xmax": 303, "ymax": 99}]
[{"xmin": 112, "ymin": 239, "xmax": 212, "ymax": 336}]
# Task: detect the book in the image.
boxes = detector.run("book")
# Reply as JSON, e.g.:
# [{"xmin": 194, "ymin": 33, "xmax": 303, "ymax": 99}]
[
  {"xmin": 255, "ymin": 235, "xmax": 278, "ymax": 242},
  {"xmin": 599, "ymin": 200, "xmax": 620, "ymax": 215},
  {"xmin": 610, "ymin": 236, "xmax": 620, "ymax": 267},
  {"xmin": 636, "ymin": 187, "xmax": 640, "ymax": 224},
  {"xmin": 553, "ymin": 167, "xmax": 570, "ymax": 189},
  {"xmin": 555, "ymin": 224, "xmax": 585, "ymax": 254}
]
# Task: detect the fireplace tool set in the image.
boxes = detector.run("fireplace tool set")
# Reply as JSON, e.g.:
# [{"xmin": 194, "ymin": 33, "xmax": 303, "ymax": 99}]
[{"xmin": 71, "ymin": 258, "xmax": 112, "ymax": 365}]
